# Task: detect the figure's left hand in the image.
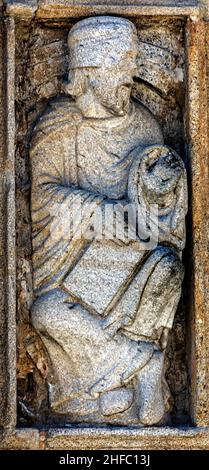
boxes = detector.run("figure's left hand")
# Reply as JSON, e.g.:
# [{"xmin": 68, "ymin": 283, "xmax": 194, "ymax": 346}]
[{"xmin": 140, "ymin": 147, "xmax": 182, "ymax": 205}]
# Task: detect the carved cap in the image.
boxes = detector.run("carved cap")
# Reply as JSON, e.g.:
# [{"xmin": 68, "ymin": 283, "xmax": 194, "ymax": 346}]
[{"xmin": 68, "ymin": 16, "xmax": 138, "ymax": 69}]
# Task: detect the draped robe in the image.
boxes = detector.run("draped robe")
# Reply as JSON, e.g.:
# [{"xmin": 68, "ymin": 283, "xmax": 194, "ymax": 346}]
[
  {"xmin": 30, "ymin": 96, "xmax": 184, "ymax": 414},
  {"xmin": 31, "ymin": 96, "xmax": 164, "ymax": 296}
]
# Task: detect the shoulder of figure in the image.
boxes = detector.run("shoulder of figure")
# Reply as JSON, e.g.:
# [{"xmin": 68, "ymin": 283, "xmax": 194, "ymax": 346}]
[
  {"xmin": 132, "ymin": 97, "xmax": 163, "ymax": 143},
  {"xmin": 32, "ymin": 96, "xmax": 83, "ymax": 136}
]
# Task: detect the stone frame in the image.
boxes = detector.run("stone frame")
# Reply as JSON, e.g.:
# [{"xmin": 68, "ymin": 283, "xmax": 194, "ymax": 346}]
[{"xmin": 0, "ymin": 1, "xmax": 208, "ymax": 449}]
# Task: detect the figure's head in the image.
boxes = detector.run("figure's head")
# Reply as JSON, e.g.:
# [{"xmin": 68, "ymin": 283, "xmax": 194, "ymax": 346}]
[{"xmin": 66, "ymin": 16, "xmax": 138, "ymax": 116}]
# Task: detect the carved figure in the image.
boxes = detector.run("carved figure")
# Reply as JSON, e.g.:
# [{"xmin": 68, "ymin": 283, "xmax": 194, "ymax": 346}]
[{"xmin": 30, "ymin": 17, "xmax": 187, "ymax": 425}]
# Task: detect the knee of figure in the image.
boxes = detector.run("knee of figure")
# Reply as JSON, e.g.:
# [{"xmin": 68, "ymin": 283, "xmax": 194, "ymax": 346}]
[
  {"xmin": 31, "ymin": 295, "xmax": 50, "ymax": 332},
  {"xmin": 31, "ymin": 289, "xmax": 65, "ymax": 333}
]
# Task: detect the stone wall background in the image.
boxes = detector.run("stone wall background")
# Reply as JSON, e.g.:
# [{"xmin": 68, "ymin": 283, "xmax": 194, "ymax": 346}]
[
  {"xmin": 0, "ymin": 19, "xmax": 6, "ymax": 428},
  {"xmin": 15, "ymin": 16, "xmax": 190, "ymax": 426}
]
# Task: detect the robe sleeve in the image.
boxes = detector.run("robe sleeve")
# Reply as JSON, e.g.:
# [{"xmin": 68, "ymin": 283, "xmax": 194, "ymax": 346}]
[
  {"xmin": 30, "ymin": 98, "xmax": 103, "ymax": 296},
  {"xmin": 128, "ymin": 145, "xmax": 188, "ymax": 251}
]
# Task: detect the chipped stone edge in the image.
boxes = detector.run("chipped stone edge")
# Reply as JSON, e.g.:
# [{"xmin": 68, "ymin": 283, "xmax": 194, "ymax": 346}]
[
  {"xmin": 45, "ymin": 426, "xmax": 209, "ymax": 450},
  {"xmin": 0, "ymin": 428, "xmax": 40, "ymax": 450},
  {"xmin": 4, "ymin": 1, "xmax": 201, "ymax": 20},
  {"xmin": 201, "ymin": 1, "xmax": 209, "ymax": 19},
  {"xmin": 36, "ymin": 5, "xmax": 202, "ymax": 20},
  {"xmin": 0, "ymin": 0, "xmax": 208, "ymax": 446},
  {"xmin": 185, "ymin": 17, "xmax": 209, "ymax": 427},
  {"xmin": 3, "ymin": 16, "xmax": 17, "ymax": 430},
  {"xmin": 5, "ymin": 1, "xmax": 37, "ymax": 17},
  {"xmin": 0, "ymin": 426, "xmax": 209, "ymax": 450},
  {"xmin": 3, "ymin": 3, "xmax": 207, "ymax": 21}
]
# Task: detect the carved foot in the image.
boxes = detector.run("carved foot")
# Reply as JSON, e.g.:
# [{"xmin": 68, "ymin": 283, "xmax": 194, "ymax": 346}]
[
  {"xmin": 99, "ymin": 388, "xmax": 134, "ymax": 416},
  {"xmin": 89, "ymin": 340, "xmax": 153, "ymax": 396},
  {"xmin": 137, "ymin": 350, "xmax": 166, "ymax": 425},
  {"xmin": 121, "ymin": 341, "xmax": 154, "ymax": 384}
]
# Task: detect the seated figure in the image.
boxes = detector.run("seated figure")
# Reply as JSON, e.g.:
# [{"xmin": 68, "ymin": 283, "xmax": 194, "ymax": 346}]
[{"xmin": 30, "ymin": 16, "xmax": 187, "ymax": 425}]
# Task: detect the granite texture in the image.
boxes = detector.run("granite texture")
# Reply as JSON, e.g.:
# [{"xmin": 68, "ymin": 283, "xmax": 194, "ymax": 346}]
[
  {"xmin": 7, "ymin": 0, "xmax": 37, "ymax": 13},
  {"xmin": 45, "ymin": 426, "xmax": 209, "ymax": 450},
  {"xmin": 0, "ymin": 0, "xmax": 208, "ymax": 452},
  {"xmin": 0, "ymin": 18, "xmax": 6, "ymax": 429},
  {"xmin": 0, "ymin": 428, "xmax": 40, "ymax": 450},
  {"xmin": 39, "ymin": 1, "xmax": 198, "ymax": 5},
  {"xmin": 6, "ymin": 1, "xmax": 201, "ymax": 20},
  {"xmin": 185, "ymin": 17, "xmax": 209, "ymax": 426},
  {"xmin": 0, "ymin": 16, "xmax": 17, "ymax": 430},
  {"xmin": 28, "ymin": 16, "xmax": 187, "ymax": 426},
  {"xmin": 0, "ymin": 426, "xmax": 209, "ymax": 450},
  {"xmin": 13, "ymin": 14, "xmax": 190, "ymax": 427}
]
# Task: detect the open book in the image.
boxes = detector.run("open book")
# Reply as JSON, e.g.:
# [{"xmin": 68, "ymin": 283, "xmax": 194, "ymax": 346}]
[{"xmin": 63, "ymin": 239, "xmax": 145, "ymax": 316}]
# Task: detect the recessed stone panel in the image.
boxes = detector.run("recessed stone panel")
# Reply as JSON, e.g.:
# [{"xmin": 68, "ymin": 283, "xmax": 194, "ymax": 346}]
[{"xmin": 0, "ymin": 0, "xmax": 208, "ymax": 450}]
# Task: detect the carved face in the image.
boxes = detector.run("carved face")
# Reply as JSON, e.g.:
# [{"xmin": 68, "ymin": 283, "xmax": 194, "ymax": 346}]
[
  {"xmin": 67, "ymin": 17, "xmax": 139, "ymax": 116},
  {"xmin": 88, "ymin": 50, "xmax": 138, "ymax": 115},
  {"xmin": 67, "ymin": 47, "xmax": 138, "ymax": 116}
]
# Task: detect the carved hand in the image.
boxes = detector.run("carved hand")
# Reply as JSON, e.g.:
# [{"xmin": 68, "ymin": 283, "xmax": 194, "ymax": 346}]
[
  {"xmin": 128, "ymin": 145, "xmax": 187, "ymax": 249},
  {"xmin": 98, "ymin": 199, "xmax": 136, "ymax": 246},
  {"xmin": 140, "ymin": 147, "xmax": 182, "ymax": 206}
]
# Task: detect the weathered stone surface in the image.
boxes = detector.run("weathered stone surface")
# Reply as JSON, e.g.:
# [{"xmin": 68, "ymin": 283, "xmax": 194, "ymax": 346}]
[
  {"xmin": 0, "ymin": 0, "xmax": 207, "ymax": 450},
  {"xmin": 36, "ymin": 2, "xmax": 201, "ymax": 21},
  {"xmin": 0, "ymin": 16, "xmax": 17, "ymax": 430},
  {"xmin": 0, "ymin": 429, "xmax": 39, "ymax": 450},
  {"xmin": 4, "ymin": 0, "xmax": 199, "ymax": 23},
  {"xmin": 45, "ymin": 426, "xmax": 209, "ymax": 450},
  {"xmin": 1, "ymin": 426, "xmax": 209, "ymax": 450},
  {"xmin": 39, "ymin": 1, "xmax": 198, "ymax": 4},
  {"xmin": 200, "ymin": 0, "xmax": 209, "ymax": 17},
  {"xmin": 0, "ymin": 2, "xmax": 207, "ymax": 442},
  {"xmin": 5, "ymin": 1, "xmax": 208, "ymax": 22},
  {"xmin": 28, "ymin": 16, "xmax": 187, "ymax": 427},
  {"xmin": 4, "ymin": 1, "xmax": 209, "ymax": 24},
  {"xmin": 100, "ymin": 388, "xmax": 134, "ymax": 416},
  {"xmin": 15, "ymin": 20, "xmax": 70, "ymax": 425},
  {"xmin": 13, "ymin": 14, "xmax": 190, "ymax": 427},
  {"xmin": 6, "ymin": 1, "xmax": 38, "ymax": 16},
  {"xmin": 185, "ymin": 17, "xmax": 209, "ymax": 427},
  {"xmin": 0, "ymin": 18, "xmax": 6, "ymax": 429}
]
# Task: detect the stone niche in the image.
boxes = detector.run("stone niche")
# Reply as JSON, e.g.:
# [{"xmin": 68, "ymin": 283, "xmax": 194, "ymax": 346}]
[{"xmin": 0, "ymin": 0, "xmax": 208, "ymax": 450}]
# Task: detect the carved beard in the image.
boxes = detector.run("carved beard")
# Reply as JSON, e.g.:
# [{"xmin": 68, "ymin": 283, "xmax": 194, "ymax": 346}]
[{"xmin": 91, "ymin": 80, "xmax": 132, "ymax": 116}]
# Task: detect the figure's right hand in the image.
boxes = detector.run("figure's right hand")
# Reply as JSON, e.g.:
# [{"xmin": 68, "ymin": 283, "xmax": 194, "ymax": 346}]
[{"xmin": 99, "ymin": 199, "xmax": 136, "ymax": 246}]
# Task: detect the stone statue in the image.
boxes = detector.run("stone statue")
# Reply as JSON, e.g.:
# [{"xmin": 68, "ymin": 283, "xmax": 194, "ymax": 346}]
[{"xmin": 30, "ymin": 16, "xmax": 187, "ymax": 425}]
